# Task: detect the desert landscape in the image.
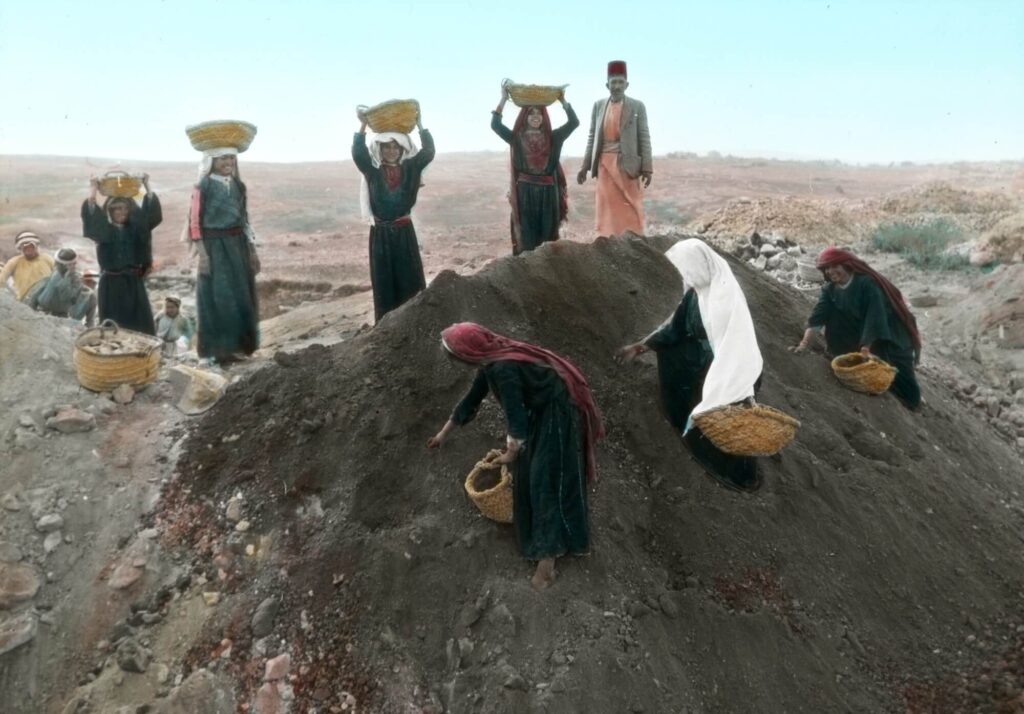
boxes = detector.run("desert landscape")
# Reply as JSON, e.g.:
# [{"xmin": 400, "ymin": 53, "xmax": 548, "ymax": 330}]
[{"xmin": 2, "ymin": 150, "xmax": 1024, "ymax": 714}]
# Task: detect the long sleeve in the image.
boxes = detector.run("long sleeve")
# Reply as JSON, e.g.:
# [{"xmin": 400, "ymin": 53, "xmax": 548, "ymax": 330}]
[
  {"xmin": 451, "ymin": 369, "xmax": 490, "ymax": 426},
  {"xmin": 581, "ymin": 101, "xmax": 599, "ymax": 172},
  {"xmin": 490, "ymin": 111, "xmax": 513, "ymax": 144},
  {"xmin": 352, "ymin": 133, "xmax": 373, "ymax": 174},
  {"xmin": 143, "ymin": 193, "xmax": 162, "ymax": 230},
  {"xmin": 636, "ymin": 100, "xmax": 652, "ymax": 173},
  {"xmin": 859, "ymin": 279, "xmax": 894, "ymax": 348},
  {"xmin": 81, "ymin": 200, "xmax": 109, "ymax": 242},
  {"xmin": 413, "ymin": 129, "xmax": 435, "ymax": 170},
  {"xmin": 552, "ymin": 103, "xmax": 580, "ymax": 143},
  {"xmin": 645, "ymin": 290, "xmax": 698, "ymax": 350},
  {"xmin": 807, "ymin": 287, "xmax": 831, "ymax": 328},
  {"xmin": 487, "ymin": 364, "xmax": 529, "ymax": 440},
  {"xmin": 0, "ymin": 257, "xmax": 17, "ymax": 288}
]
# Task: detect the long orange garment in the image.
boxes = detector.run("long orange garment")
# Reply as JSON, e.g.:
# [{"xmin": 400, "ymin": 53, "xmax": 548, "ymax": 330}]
[{"xmin": 595, "ymin": 101, "xmax": 644, "ymax": 236}]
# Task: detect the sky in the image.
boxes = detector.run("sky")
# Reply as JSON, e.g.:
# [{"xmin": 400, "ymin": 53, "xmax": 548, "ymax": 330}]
[{"xmin": 1, "ymin": 0, "xmax": 1022, "ymax": 165}]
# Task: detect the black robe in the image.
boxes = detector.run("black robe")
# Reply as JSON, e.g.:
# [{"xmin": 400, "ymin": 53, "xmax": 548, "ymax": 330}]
[
  {"xmin": 490, "ymin": 106, "xmax": 579, "ymax": 254},
  {"xmin": 808, "ymin": 274, "xmax": 921, "ymax": 408},
  {"xmin": 81, "ymin": 195, "xmax": 160, "ymax": 335},
  {"xmin": 352, "ymin": 130, "xmax": 435, "ymax": 322},
  {"xmin": 452, "ymin": 361, "xmax": 588, "ymax": 560},
  {"xmin": 645, "ymin": 289, "xmax": 761, "ymax": 492}
]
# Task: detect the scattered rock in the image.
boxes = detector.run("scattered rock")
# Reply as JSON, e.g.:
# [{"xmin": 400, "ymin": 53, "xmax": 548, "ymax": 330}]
[
  {"xmin": 910, "ymin": 294, "xmax": 939, "ymax": 308},
  {"xmin": 1, "ymin": 493, "xmax": 23, "ymax": 512},
  {"xmin": 658, "ymin": 593, "xmax": 679, "ymax": 618},
  {"xmin": 225, "ymin": 497, "xmax": 243, "ymax": 523},
  {"xmin": 116, "ymin": 637, "xmax": 150, "ymax": 673},
  {"xmin": 0, "ymin": 612, "xmax": 37, "ymax": 656},
  {"xmin": 158, "ymin": 668, "xmax": 236, "ymax": 714},
  {"xmin": 112, "ymin": 384, "xmax": 135, "ymax": 405},
  {"xmin": 252, "ymin": 597, "xmax": 279, "ymax": 637},
  {"xmin": 202, "ymin": 592, "xmax": 221, "ymax": 606},
  {"xmin": 264, "ymin": 653, "xmax": 291, "ymax": 681},
  {"xmin": 36, "ymin": 514, "xmax": 65, "ymax": 532},
  {"xmin": 109, "ymin": 562, "xmax": 144, "ymax": 590},
  {"xmin": 234, "ymin": 519, "xmax": 251, "ymax": 533},
  {"xmin": 43, "ymin": 532, "xmax": 62, "ymax": 554},
  {"xmin": 0, "ymin": 541, "xmax": 23, "ymax": 563},
  {"xmin": 0, "ymin": 563, "xmax": 42, "ymax": 608},
  {"xmin": 501, "ymin": 663, "xmax": 528, "ymax": 691},
  {"xmin": 45, "ymin": 408, "xmax": 96, "ymax": 434}
]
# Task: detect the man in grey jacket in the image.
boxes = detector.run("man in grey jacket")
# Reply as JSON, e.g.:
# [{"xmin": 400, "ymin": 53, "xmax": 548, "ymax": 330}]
[{"xmin": 577, "ymin": 60, "xmax": 652, "ymax": 237}]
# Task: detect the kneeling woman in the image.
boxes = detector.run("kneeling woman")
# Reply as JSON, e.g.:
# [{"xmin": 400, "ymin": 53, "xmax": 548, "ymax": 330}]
[
  {"xmin": 793, "ymin": 247, "xmax": 922, "ymax": 409},
  {"xmin": 620, "ymin": 239, "xmax": 764, "ymax": 492},
  {"xmin": 427, "ymin": 323, "xmax": 604, "ymax": 591}
]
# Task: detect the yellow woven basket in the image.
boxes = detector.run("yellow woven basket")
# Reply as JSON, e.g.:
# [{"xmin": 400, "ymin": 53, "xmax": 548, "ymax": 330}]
[
  {"xmin": 357, "ymin": 99, "xmax": 419, "ymax": 134},
  {"xmin": 463, "ymin": 449, "xmax": 513, "ymax": 523},
  {"xmin": 503, "ymin": 79, "xmax": 567, "ymax": 107},
  {"xmin": 73, "ymin": 320, "xmax": 162, "ymax": 392},
  {"xmin": 831, "ymin": 353, "xmax": 897, "ymax": 395},
  {"xmin": 693, "ymin": 404, "xmax": 800, "ymax": 457},
  {"xmin": 185, "ymin": 120, "xmax": 257, "ymax": 153},
  {"xmin": 98, "ymin": 171, "xmax": 142, "ymax": 198}
]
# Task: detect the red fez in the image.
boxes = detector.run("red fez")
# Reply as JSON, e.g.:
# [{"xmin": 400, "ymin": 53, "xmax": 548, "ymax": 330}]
[{"xmin": 607, "ymin": 60, "xmax": 627, "ymax": 79}]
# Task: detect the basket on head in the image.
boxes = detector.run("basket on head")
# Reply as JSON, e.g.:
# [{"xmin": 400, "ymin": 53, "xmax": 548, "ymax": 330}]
[
  {"xmin": 831, "ymin": 353, "xmax": 897, "ymax": 395},
  {"xmin": 463, "ymin": 449, "xmax": 513, "ymax": 523},
  {"xmin": 357, "ymin": 99, "xmax": 419, "ymax": 134},
  {"xmin": 692, "ymin": 404, "xmax": 800, "ymax": 457},
  {"xmin": 98, "ymin": 171, "xmax": 142, "ymax": 198},
  {"xmin": 502, "ymin": 79, "xmax": 567, "ymax": 107},
  {"xmin": 73, "ymin": 319, "xmax": 162, "ymax": 392},
  {"xmin": 185, "ymin": 120, "xmax": 257, "ymax": 153}
]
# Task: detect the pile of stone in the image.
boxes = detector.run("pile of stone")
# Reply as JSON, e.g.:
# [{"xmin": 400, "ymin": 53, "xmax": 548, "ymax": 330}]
[{"xmin": 730, "ymin": 231, "xmax": 823, "ymax": 291}]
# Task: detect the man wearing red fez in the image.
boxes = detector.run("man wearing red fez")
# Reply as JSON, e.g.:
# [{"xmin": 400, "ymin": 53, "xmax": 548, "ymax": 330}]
[
  {"xmin": 792, "ymin": 247, "xmax": 923, "ymax": 409},
  {"xmin": 577, "ymin": 60, "xmax": 652, "ymax": 237}
]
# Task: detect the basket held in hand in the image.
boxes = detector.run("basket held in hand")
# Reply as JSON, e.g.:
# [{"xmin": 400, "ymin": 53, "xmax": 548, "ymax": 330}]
[
  {"xmin": 502, "ymin": 78, "xmax": 567, "ymax": 107},
  {"xmin": 73, "ymin": 319, "xmax": 162, "ymax": 392},
  {"xmin": 463, "ymin": 449, "xmax": 513, "ymax": 523},
  {"xmin": 185, "ymin": 120, "xmax": 257, "ymax": 153},
  {"xmin": 831, "ymin": 353, "xmax": 897, "ymax": 395},
  {"xmin": 357, "ymin": 99, "xmax": 419, "ymax": 134},
  {"xmin": 98, "ymin": 171, "xmax": 142, "ymax": 198},
  {"xmin": 693, "ymin": 403, "xmax": 800, "ymax": 457}
]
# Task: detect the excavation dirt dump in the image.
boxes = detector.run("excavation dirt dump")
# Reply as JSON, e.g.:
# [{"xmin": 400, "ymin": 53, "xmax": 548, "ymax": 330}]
[{"xmin": 154, "ymin": 237, "xmax": 1024, "ymax": 713}]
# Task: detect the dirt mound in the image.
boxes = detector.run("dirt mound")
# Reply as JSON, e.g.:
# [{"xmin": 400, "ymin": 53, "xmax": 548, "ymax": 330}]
[
  {"xmin": 974, "ymin": 210, "xmax": 1024, "ymax": 264},
  {"xmin": 688, "ymin": 196, "xmax": 862, "ymax": 248},
  {"xmin": 169, "ymin": 238, "xmax": 1024, "ymax": 713}
]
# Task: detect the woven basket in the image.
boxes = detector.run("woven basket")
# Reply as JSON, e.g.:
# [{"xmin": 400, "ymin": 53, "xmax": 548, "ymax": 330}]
[
  {"xmin": 73, "ymin": 320, "xmax": 162, "ymax": 392},
  {"xmin": 357, "ymin": 100, "xmax": 419, "ymax": 134},
  {"xmin": 185, "ymin": 120, "xmax": 257, "ymax": 153},
  {"xmin": 797, "ymin": 261, "xmax": 823, "ymax": 283},
  {"xmin": 503, "ymin": 79, "xmax": 567, "ymax": 107},
  {"xmin": 98, "ymin": 171, "xmax": 142, "ymax": 198},
  {"xmin": 831, "ymin": 353, "xmax": 897, "ymax": 395},
  {"xmin": 463, "ymin": 449, "xmax": 513, "ymax": 523},
  {"xmin": 693, "ymin": 404, "xmax": 800, "ymax": 457}
]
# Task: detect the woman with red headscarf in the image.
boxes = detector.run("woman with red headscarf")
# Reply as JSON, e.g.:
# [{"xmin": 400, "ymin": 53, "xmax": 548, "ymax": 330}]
[
  {"xmin": 427, "ymin": 323, "xmax": 604, "ymax": 591},
  {"xmin": 792, "ymin": 247, "xmax": 922, "ymax": 409},
  {"xmin": 491, "ymin": 86, "xmax": 578, "ymax": 254}
]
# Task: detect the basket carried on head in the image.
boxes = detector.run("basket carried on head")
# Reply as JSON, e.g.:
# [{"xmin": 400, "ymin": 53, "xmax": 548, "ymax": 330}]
[
  {"xmin": 357, "ymin": 99, "xmax": 419, "ymax": 134},
  {"xmin": 73, "ymin": 320, "xmax": 162, "ymax": 392},
  {"xmin": 463, "ymin": 449, "xmax": 513, "ymax": 523},
  {"xmin": 185, "ymin": 120, "xmax": 258, "ymax": 153},
  {"xmin": 693, "ymin": 403, "xmax": 800, "ymax": 457},
  {"xmin": 97, "ymin": 171, "xmax": 142, "ymax": 198},
  {"xmin": 502, "ymin": 78, "xmax": 567, "ymax": 107},
  {"xmin": 831, "ymin": 353, "xmax": 897, "ymax": 395}
]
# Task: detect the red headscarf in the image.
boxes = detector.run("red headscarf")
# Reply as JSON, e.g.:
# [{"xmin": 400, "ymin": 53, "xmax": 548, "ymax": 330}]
[
  {"xmin": 816, "ymin": 247, "xmax": 922, "ymax": 358},
  {"xmin": 441, "ymin": 322, "xmax": 604, "ymax": 482},
  {"xmin": 508, "ymin": 107, "xmax": 569, "ymax": 249}
]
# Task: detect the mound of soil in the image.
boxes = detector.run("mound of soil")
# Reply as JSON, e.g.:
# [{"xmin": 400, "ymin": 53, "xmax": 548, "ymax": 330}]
[
  {"xmin": 688, "ymin": 196, "xmax": 860, "ymax": 247},
  {"xmin": 170, "ymin": 237, "xmax": 1024, "ymax": 713}
]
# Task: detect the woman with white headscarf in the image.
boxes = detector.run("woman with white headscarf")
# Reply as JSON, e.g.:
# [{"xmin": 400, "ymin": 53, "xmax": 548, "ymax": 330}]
[
  {"xmin": 186, "ymin": 147, "xmax": 260, "ymax": 363},
  {"xmin": 352, "ymin": 111, "xmax": 435, "ymax": 322},
  {"xmin": 619, "ymin": 238, "xmax": 764, "ymax": 491}
]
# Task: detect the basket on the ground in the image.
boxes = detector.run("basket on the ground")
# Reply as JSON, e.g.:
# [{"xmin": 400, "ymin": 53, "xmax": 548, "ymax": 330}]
[
  {"xmin": 831, "ymin": 353, "xmax": 897, "ymax": 395},
  {"xmin": 73, "ymin": 320, "xmax": 162, "ymax": 392},
  {"xmin": 693, "ymin": 403, "xmax": 800, "ymax": 457},
  {"xmin": 98, "ymin": 171, "xmax": 142, "ymax": 198},
  {"xmin": 796, "ymin": 261, "xmax": 823, "ymax": 283},
  {"xmin": 185, "ymin": 120, "xmax": 257, "ymax": 152},
  {"xmin": 357, "ymin": 100, "xmax": 419, "ymax": 134},
  {"xmin": 463, "ymin": 449, "xmax": 513, "ymax": 523},
  {"xmin": 502, "ymin": 79, "xmax": 567, "ymax": 107}
]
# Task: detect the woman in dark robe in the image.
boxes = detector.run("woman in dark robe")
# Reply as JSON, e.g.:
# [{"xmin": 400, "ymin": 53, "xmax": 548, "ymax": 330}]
[
  {"xmin": 427, "ymin": 323, "xmax": 604, "ymax": 591},
  {"xmin": 792, "ymin": 247, "xmax": 922, "ymax": 409},
  {"xmin": 353, "ymin": 112, "xmax": 435, "ymax": 322},
  {"xmin": 491, "ymin": 87, "xmax": 579, "ymax": 254},
  {"xmin": 82, "ymin": 174, "xmax": 160, "ymax": 334},
  {"xmin": 619, "ymin": 239, "xmax": 764, "ymax": 492},
  {"xmin": 186, "ymin": 149, "xmax": 260, "ymax": 363}
]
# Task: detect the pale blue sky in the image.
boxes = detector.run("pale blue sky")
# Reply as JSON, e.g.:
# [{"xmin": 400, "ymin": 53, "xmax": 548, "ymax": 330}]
[{"xmin": 1, "ymin": 0, "xmax": 1021, "ymax": 164}]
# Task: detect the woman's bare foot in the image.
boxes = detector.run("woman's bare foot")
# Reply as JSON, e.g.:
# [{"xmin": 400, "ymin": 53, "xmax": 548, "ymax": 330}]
[{"xmin": 531, "ymin": 558, "xmax": 556, "ymax": 591}]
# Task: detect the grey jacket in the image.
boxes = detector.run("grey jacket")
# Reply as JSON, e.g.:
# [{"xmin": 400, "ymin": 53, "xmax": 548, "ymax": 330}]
[{"xmin": 580, "ymin": 95, "xmax": 652, "ymax": 179}]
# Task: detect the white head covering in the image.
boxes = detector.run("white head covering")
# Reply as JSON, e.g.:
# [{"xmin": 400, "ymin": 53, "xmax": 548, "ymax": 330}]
[
  {"xmin": 358, "ymin": 132, "xmax": 420, "ymax": 225},
  {"xmin": 15, "ymin": 234, "xmax": 40, "ymax": 250},
  {"xmin": 664, "ymin": 239, "xmax": 764, "ymax": 427},
  {"xmin": 197, "ymin": 146, "xmax": 239, "ymax": 182}
]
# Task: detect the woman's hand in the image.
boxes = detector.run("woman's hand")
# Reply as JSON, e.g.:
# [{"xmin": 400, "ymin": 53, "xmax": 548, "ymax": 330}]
[
  {"xmin": 616, "ymin": 342, "xmax": 647, "ymax": 363},
  {"xmin": 789, "ymin": 327, "xmax": 816, "ymax": 354},
  {"xmin": 427, "ymin": 419, "xmax": 455, "ymax": 449},
  {"xmin": 577, "ymin": 167, "xmax": 588, "ymax": 185},
  {"xmin": 141, "ymin": 173, "xmax": 151, "ymax": 191},
  {"xmin": 859, "ymin": 346, "xmax": 872, "ymax": 359}
]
